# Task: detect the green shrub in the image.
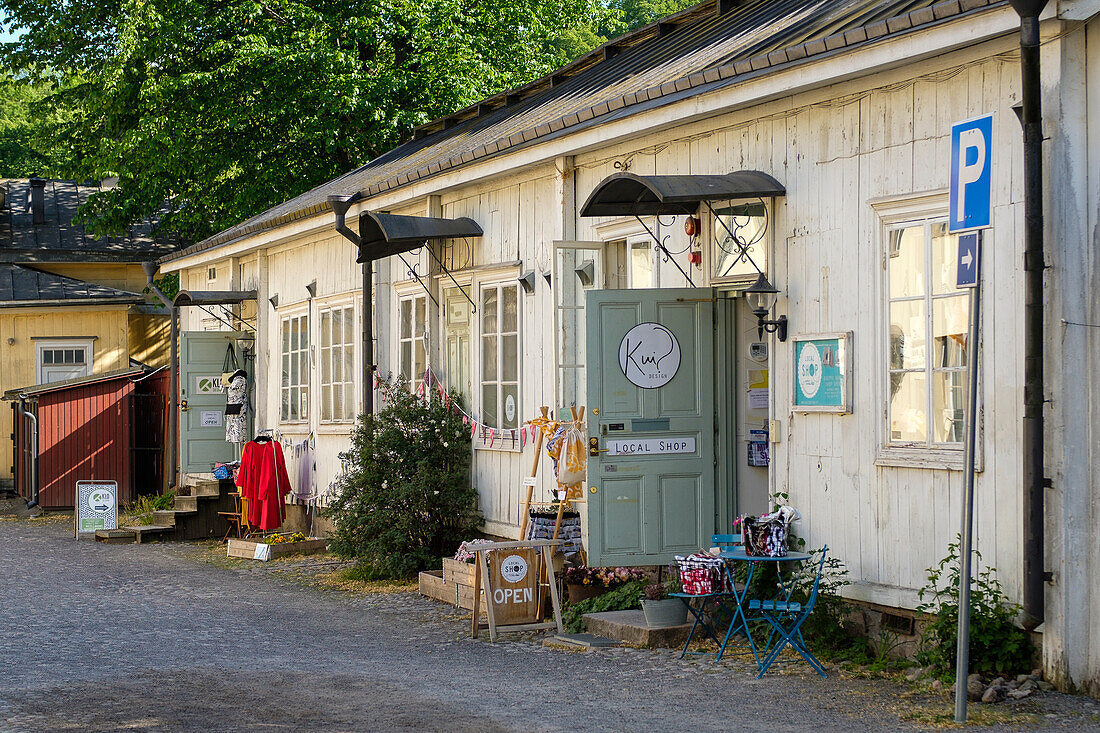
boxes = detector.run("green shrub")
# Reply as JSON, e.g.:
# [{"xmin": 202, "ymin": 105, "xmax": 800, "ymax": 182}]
[
  {"xmin": 562, "ymin": 579, "xmax": 645, "ymax": 633},
  {"xmin": 916, "ymin": 537, "xmax": 1033, "ymax": 680},
  {"xmin": 326, "ymin": 383, "xmax": 478, "ymax": 578}
]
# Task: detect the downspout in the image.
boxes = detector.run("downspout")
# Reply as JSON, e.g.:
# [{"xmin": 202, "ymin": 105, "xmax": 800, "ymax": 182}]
[
  {"xmin": 327, "ymin": 193, "xmax": 373, "ymax": 416},
  {"xmin": 1009, "ymin": 0, "xmax": 1048, "ymax": 629},
  {"xmin": 143, "ymin": 260, "xmax": 177, "ymax": 492},
  {"xmin": 19, "ymin": 398, "xmax": 37, "ymax": 508}
]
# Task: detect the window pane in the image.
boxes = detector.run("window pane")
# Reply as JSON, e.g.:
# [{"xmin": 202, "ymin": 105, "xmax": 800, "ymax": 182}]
[
  {"xmin": 300, "ymin": 386, "xmax": 308, "ymax": 417},
  {"xmin": 330, "ymin": 309, "xmax": 341, "ymax": 344},
  {"xmin": 282, "ymin": 389, "xmax": 290, "ymax": 420},
  {"xmin": 401, "ymin": 343, "xmax": 411, "ymax": 381},
  {"xmin": 73, "ymin": 349, "xmax": 85, "ymax": 365},
  {"xmin": 502, "ymin": 334, "xmax": 518, "ymax": 381},
  {"xmin": 502, "ymin": 384, "xmax": 519, "ymax": 429},
  {"xmin": 321, "ymin": 385, "xmax": 332, "ymax": 421},
  {"xmin": 483, "ymin": 288, "xmax": 498, "ymax": 334},
  {"xmin": 344, "ymin": 345, "xmax": 354, "ymax": 388},
  {"xmin": 415, "ymin": 297, "xmax": 426, "ymax": 338},
  {"xmin": 714, "ymin": 202, "xmax": 767, "ymax": 279},
  {"xmin": 631, "ymin": 242, "xmax": 652, "ymax": 288},
  {"xmin": 481, "ymin": 385, "xmax": 498, "ymax": 427},
  {"xmin": 933, "ymin": 296, "xmax": 969, "ymax": 368},
  {"xmin": 42, "ymin": 351, "xmax": 53, "ymax": 364},
  {"xmin": 332, "ymin": 384, "xmax": 343, "ymax": 421},
  {"xmin": 930, "ymin": 223, "xmax": 960, "ymax": 295},
  {"xmin": 889, "ymin": 225, "xmax": 925, "ymax": 298},
  {"xmin": 289, "ymin": 387, "xmax": 299, "ymax": 421},
  {"xmin": 321, "ymin": 311, "xmax": 331, "ymax": 348},
  {"xmin": 889, "ymin": 372, "xmax": 927, "ymax": 442},
  {"xmin": 889, "ymin": 300, "xmax": 926, "ymax": 370},
  {"xmin": 282, "ymin": 320, "xmax": 290, "ymax": 354},
  {"xmin": 414, "ymin": 341, "xmax": 425, "ymax": 381},
  {"xmin": 282, "ymin": 355, "xmax": 290, "ymax": 387},
  {"xmin": 344, "ymin": 307, "xmax": 355, "ymax": 343},
  {"xmin": 482, "ymin": 335, "xmax": 497, "ymax": 381},
  {"xmin": 401, "ymin": 299, "xmax": 412, "ymax": 339},
  {"xmin": 933, "ymin": 370, "xmax": 966, "ymax": 443},
  {"xmin": 321, "ymin": 349, "xmax": 331, "ymax": 383},
  {"xmin": 502, "ymin": 286, "xmax": 518, "ymax": 332}
]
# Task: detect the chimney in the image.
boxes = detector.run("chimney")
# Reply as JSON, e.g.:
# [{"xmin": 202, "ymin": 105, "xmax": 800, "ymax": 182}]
[{"xmin": 29, "ymin": 177, "xmax": 46, "ymax": 225}]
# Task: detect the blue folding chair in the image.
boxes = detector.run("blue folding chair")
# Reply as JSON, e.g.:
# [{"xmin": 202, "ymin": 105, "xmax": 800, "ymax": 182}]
[
  {"xmin": 747, "ymin": 546, "xmax": 829, "ymax": 678},
  {"xmin": 670, "ymin": 534, "xmax": 743, "ymax": 660}
]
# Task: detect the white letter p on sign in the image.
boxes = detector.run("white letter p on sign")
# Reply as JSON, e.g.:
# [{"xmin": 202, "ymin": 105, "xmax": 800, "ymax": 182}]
[{"xmin": 956, "ymin": 128, "xmax": 987, "ymax": 218}]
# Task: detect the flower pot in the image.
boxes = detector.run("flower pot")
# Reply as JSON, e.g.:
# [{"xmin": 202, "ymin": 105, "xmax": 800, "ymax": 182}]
[
  {"xmin": 567, "ymin": 582, "xmax": 605, "ymax": 604},
  {"xmin": 641, "ymin": 598, "xmax": 688, "ymax": 628}
]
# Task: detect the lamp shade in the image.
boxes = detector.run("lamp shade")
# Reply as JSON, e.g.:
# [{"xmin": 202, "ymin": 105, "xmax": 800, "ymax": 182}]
[{"xmin": 744, "ymin": 273, "xmax": 779, "ymax": 313}]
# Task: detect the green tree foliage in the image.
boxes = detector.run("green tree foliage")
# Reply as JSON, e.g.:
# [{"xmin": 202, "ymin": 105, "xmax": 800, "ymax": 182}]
[
  {"xmin": 327, "ymin": 383, "xmax": 478, "ymax": 578},
  {"xmin": 0, "ymin": 0, "xmax": 617, "ymax": 239},
  {"xmin": 0, "ymin": 71, "xmax": 73, "ymax": 177}
]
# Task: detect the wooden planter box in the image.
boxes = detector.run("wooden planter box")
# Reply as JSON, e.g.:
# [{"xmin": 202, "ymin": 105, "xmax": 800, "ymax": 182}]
[
  {"xmin": 442, "ymin": 557, "xmax": 477, "ymax": 586},
  {"xmin": 227, "ymin": 536, "xmax": 328, "ymax": 561},
  {"xmin": 419, "ymin": 569, "xmax": 488, "ymax": 614}
]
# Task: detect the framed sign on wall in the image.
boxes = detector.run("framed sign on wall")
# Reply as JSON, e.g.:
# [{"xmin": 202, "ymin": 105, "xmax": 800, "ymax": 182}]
[{"xmin": 792, "ymin": 332, "xmax": 852, "ymax": 413}]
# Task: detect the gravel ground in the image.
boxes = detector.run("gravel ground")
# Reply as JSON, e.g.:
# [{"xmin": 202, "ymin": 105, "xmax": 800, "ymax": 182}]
[{"xmin": 1, "ymin": 512, "xmax": 1099, "ymax": 732}]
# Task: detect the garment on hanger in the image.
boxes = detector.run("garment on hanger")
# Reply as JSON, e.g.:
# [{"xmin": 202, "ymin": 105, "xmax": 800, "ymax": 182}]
[
  {"xmin": 294, "ymin": 439, "xmax": 314, "ymax": 502},
  {"xmin": 224, "ymin": 369, "xmax": 248, "ymax": 443},
  {"xmin": 236, "ymin": 437, "xmax": 291, "ymax": 530}
]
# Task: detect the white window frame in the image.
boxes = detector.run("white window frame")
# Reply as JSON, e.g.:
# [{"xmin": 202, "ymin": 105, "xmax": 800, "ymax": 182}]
[
  {"xmin": 872, "ymin": 191, "xmax": 981, "ymax": 471},
  {"xmin": 35, "ymin": 339, "xmax": 94, "ymax": 384},
  {"xmin": 397, "ymin": 290, "xmax": 428, "ymax": 392},
  {"xmin": 477, "ymin": 277, "xmax": 521, "ymax": 451},
  {"xmin": 280, "ymin": 311, "xmax": 310, "ymax": 424},
  {"xmin": 318, "ymin": 301, "xmax": 356, "ymax": 424}
]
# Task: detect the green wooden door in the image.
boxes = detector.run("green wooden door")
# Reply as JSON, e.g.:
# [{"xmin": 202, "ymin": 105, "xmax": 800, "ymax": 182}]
[
  {"xmin": 585, "ymin": 288, "xmax": 715, "ymax": 566},
  {"xmin": 180, "ymin": 331, "xmax": 247, "ymax": 475}
]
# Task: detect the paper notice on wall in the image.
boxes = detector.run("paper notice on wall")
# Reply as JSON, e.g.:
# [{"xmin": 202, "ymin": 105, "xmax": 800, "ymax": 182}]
[{"xmin": 748, "ymin": 369, "xmax": 769, "ymax": 410}]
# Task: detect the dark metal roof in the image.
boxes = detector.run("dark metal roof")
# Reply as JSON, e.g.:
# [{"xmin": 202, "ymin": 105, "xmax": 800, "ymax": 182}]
[
  {"xmin": 357, "ymin": 212, "xmax": 483, "ymax": 263},
  {"xmin": 173, "ymin": 290, "xmax": 258, "ymax": 307},
  {"xmin": 580, "ymin": 171, "xmax": 785, "ymax": 217},
  {"xmin": 2, "ymin": 366, "xmax": 147, "ymax": 400},
  {"xmin": 161, "ymin": 0, "xmax": 1007, "ymax": 265},
  {"xmin": 0, "ymin": 264, "xmax": 145, "ymax": 307},
  {"xmin": 0, "ymin": 179, "xmax": 185, "ymax": 264}
]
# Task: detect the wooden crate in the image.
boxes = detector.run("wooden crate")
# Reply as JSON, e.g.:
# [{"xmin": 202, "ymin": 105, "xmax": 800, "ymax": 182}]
[
  {"xmin": 418, "ymin": 570, "xmax": 487, "ymax": 614},
  {"xmin": 227, "ymin": 537, "xmax": 328, "ymax": 561},
  {"xmin": 442, "ymin": 557, "xmax": 477, "ymax": 586}
]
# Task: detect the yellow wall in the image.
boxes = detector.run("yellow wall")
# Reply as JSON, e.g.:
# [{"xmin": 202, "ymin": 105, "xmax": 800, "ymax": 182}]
[
  {"xmin": 35, "ymin": 263, "xmax": 149, "ymax": 295},
  {"xmin": 128, "ymin": 311, "xmax": 171, "ymax": 367},
  {"xmin": 0, "ymin": 307, "xmax": 132, "ymax": 485}
]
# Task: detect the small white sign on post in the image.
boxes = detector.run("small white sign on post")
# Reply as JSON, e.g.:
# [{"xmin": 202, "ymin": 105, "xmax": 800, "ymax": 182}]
[{"xmin": 75, "ymin": 480, "xmax": 118, "ymax": 538}]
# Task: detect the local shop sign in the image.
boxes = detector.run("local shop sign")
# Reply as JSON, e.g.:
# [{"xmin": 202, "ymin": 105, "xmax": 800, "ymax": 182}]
[
  {"xmin": 75, "ymin": 480, "xmax": 118, "ymax": 538},
  {"xmin": 618, "ymin": 322, "xmax": 681, "ymax": 389},
  {"xmin": 793, "ymin": 332, "xmax": 852, "ymax": 413},
  {"xmin": 487, "ymin": 548, "xmax": 540, "ymax": 625}
]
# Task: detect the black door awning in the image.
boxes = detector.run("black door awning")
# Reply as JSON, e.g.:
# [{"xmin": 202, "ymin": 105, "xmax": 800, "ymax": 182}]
[
  {"xmin": 580, "ymin": 171, "xmax": 785, "ymax": 217},
  {"xmin": 357, "ymin": 211, "xmax": 483, "ymax": 263}
]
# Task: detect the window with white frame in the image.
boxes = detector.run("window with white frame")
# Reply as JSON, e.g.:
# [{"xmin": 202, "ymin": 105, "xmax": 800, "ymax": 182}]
[
  {"xmin": 886, "ymin": 219, "xmax": 969, "ymax": 447},
  {"xmin": 398, "ymin": 294, "xmax": 427, "ymax": 391},
  {"xmin": 712, "ymin": 200, "xmax": 769, "ymax": 281},
  {"xmin": 319, "ymin": 304, "xmax": 355, "ymax": 422},
  {"xmin": 481, "ymin": 282, "xmax": 519, "ymax": 433},
  {"xmin": 280, "ymin": 313, "xmax": 309, "ymax": 422},
  {"xmin": 36, "ymin": 339, "xmax": 93, "ymax": 384}
]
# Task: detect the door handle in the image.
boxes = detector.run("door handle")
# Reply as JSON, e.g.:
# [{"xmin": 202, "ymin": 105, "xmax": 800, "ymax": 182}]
[
  {"xmin": 180, "ymin": 400, "xmax": 190, "ymax": 412},
  {"xmin": 589, "ymin": 437, "xmax": 609, "ymax": 456}
]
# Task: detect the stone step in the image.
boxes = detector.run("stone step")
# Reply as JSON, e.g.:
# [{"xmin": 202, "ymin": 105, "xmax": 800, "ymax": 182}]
[
  {"xmin": 189, "ymin": 480, "xmax": 223, "ymax": 498},
  {"xmin": 127, "ymin": 525, "xmax": 174, "ymax": 544},
  {"xmin": 151, "ymin": 509, "xmax": 197, "ymax": 527},
  {"xmin": 582, "ymin": 610, "xmax": 694, "ymax": 649},
  {"xmin": 173, "ymin": 495, "xmax": 199, "ymax": 512}
]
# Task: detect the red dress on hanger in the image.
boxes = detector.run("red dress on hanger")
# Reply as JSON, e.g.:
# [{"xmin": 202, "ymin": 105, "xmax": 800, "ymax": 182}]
[{"xmin": 237, "ymin": 439, "xmax": 291, "ymax": 530}]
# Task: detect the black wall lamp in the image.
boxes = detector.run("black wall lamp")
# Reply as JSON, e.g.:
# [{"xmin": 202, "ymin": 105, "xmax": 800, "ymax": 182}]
[{"xmin": 745, "ymin": 273, "xmax": 788, "ymax": 342}]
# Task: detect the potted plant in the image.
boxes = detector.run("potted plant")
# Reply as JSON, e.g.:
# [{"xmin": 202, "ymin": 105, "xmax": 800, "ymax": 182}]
[
  {"xmin": 640, "ymin": 575, "xmax": 688, "ymax": 628},
  {"xmin": 561, "ymin": 565, "xmax": 647, "ymax": 604}
]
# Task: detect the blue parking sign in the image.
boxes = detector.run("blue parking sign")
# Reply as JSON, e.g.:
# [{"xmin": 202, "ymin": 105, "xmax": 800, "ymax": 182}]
[
  {"xmin": 956, "ymin": 232, "xmax": 981, "ymax": 289},
  {"xmin": 949, "ymin": 114, "xmax": 993, "ymax": 232}
]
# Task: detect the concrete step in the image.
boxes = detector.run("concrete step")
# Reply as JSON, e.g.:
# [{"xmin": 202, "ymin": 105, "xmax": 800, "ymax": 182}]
[
  {"xmin": 190, "ymin": 480, "xmax": 223, "ymax": 498},
  {"xmin": 582, "ymin": 610, "xmax": 694, "ymax": 649},
  {"xmin": 151, "ymin": 509, "xmax": 197, "ymax": 527},
  {"xmin": 127, "ymin": 525, "xmax": 174, "ymax": 543},
  {"xmin": 173, "ymin": 495, "xmax": 199, "ymax": 512}
]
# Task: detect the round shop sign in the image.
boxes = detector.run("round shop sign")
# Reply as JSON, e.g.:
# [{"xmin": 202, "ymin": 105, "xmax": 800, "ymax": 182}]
[
  {"xmin": 88, "ymin": 488, "xmax": 115, "ymax": 514},
  {"xmin": 618, "ymin": 322, "xmax": 681, "ymax": 389},
  {"xmin": 500, "ymin": 554, "xmax": 528, "ymax": 584},
  {"xmin": 797, "ymin": 342, "xmax": 823, "ymax": 399},
  {"xmin": 505, "ymin": 394, "xmax": 516, "ymax": 423}
]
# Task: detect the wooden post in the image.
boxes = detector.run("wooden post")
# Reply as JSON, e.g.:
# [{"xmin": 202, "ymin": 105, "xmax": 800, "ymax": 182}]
[
  {"xmin": 478, "ymin": 550, "xmax": 497, "ymax": 641},
  {"xmin": 471, "ymin": 550, "xmax": 483, "ymax": 639},
  {"xmin": 517, "ymin": 405, "xmax": 549, "ymax": 541}
]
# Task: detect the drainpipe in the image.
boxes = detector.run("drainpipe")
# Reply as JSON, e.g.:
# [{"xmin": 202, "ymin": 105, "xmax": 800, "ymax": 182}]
[
  {"xmin": 19, "ymin": 399, "xmax": 38, "ymax": 508},
  {"xmin": 143, "ymin": 260, "xmax": 177, "ymax": 492},
  {"xmin": 1009, "ymin": 0, "xmax": 1048, "ymax": 630},
  {"xmin": 327, "ymin": 193, "xmax": 373, "ymax": 416}
]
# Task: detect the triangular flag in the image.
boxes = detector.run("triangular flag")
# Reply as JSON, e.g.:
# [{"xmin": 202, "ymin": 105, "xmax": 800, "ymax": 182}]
[
  {"xmin": 489, "ymin": 428, "xmax": 496, "ymax": 448},
  {"xmin": 521, "ymin": 429, "xmax": 527, "ymax": 449},
  {"xmin": 470, "ymin": 420, "xmax": 477, "ymax": 439}
]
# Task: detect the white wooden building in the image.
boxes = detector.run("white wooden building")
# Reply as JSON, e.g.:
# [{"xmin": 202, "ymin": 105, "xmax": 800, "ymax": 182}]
[{"xmin": 159, "ymin": 0, "xmax": 1100, "ymax": 694}]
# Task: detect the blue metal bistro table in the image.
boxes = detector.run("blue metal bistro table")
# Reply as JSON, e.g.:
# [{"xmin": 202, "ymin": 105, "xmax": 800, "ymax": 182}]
[{"xmin": 718, "ymin": 549, "xmax": 826, "ymax": 677}]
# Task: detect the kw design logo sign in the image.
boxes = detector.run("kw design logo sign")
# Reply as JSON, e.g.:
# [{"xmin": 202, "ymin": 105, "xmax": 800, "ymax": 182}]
[{"xmin": 618, "ymin": 322, "xmax": 681, "ymax": 389}]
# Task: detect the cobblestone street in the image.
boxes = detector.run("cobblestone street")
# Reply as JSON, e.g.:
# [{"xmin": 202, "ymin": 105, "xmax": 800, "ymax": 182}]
[{"xmin": 1, "ymin": 516, "xmax": 1098, "ymax": 732}]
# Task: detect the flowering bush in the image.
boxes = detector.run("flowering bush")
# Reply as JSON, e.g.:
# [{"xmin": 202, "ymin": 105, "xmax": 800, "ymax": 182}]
[
  {"xmin": 327, "ymin": 379, "xmax": 477, "ymax": 577},
  {"xmin": 561, "ymin": 565, "xmax": 648, "ymax": 587},
  {"xmin": 454, "ymin": 538, "xmax": 493, "ymax": 563}
]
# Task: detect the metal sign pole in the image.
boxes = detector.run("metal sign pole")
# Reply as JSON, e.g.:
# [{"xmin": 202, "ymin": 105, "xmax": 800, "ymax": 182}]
[{"xmin": 954, "ymin": 231, "xmax": 982, "ymax": 722}]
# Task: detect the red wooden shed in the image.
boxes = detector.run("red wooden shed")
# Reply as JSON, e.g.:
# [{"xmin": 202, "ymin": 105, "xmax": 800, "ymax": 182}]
[{"xmin": 6, "ymin": 367, "xmax": 168, "ymax": 508}]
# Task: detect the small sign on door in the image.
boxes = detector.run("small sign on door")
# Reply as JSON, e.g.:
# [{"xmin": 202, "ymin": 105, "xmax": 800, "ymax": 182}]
[{"xmin": 200, "ymin": 410, "xmax": 223, "ymax": 427}]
